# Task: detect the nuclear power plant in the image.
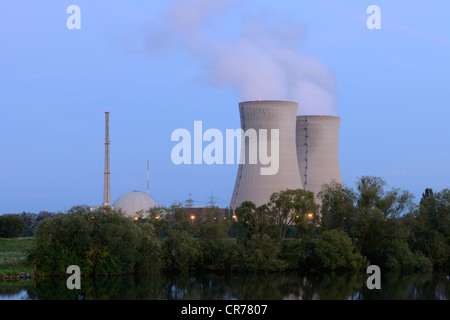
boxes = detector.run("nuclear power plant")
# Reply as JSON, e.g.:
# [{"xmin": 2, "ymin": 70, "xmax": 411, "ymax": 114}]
[
  {"xmin": 98, "ymin": 99, "xmax": 342, "ymax": 217},
  {"xmin": 296, "ymin": 115, "xmax": 342, "ymax": 198},
  {"xmin": 230, "ymin": 100, "xmax": 342, "ymax": 210},
  {"xmin": 230, "ymin": 100, "xmax": 303, "ymax": 209}
]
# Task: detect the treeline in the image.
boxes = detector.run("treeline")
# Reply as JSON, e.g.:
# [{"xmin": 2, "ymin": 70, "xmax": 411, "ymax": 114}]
[
  {"xmin": 0, "ymin": 211, "xmax": 57, "ymax": 238},
  {"xmin": 11, "ymin": 176, "xmax": 450, "ymax": 275}
]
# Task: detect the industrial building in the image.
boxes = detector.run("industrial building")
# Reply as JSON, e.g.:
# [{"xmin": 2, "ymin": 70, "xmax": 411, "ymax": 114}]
[
  {"xmin": 113, "ymin": 191, "xmax": 158, "ymax": 217},
  {"xmin": 229, "ymin": 100, "xmax": 303, "ymax": 209},
  {"xmin": 296, "ymin": 115, "xmax": 342, "ymax": 198},
  {"xmin": 99, "ymin": 99, "xmax": 343, "ymax": 218},
  {"xmin": 230, "ymin": 100, "xmax": 342, "ymax": 210}
]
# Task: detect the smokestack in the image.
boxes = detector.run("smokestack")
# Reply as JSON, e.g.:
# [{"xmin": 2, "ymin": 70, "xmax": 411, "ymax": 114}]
[
  {"xmin": 230, "ymin": 100, "xmax": 303, "ymax": 209},
  {"xmin": 103, "ymin": 111, "xmax": 111, "ymax": 207},
  {"xmin": 296, "ymin": 115, "xmax": 342, "ymax": 199}
]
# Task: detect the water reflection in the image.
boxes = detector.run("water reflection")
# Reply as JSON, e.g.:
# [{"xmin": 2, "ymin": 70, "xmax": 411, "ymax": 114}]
[{"xmin": 0, "ymin": 272, "xmax": 448, "ymax": 300}]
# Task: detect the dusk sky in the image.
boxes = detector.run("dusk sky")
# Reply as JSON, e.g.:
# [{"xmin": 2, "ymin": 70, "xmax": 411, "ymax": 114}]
[{"xmin": 1, "ymin": 0, "xmax": 449, "ymax": 213}]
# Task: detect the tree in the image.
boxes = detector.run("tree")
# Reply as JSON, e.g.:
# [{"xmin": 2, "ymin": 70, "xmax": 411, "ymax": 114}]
[
  {"xmin": 407, "ymin": 188, "xmax": 449, "ymax": 271},
  {"xmin": 198, "ymin": 217, "xmax": 232, "ymax": 271},
  {"xmin": 146, "ymin": 207, "xmax": 169, "ymax": 237},
  {"xmin": 317, "ymin": 180, "xmax": 356, "ymax": 231},
  {"xmin": 28, "ymin": 206, "xmax": 162, "ymax": 276},
  {"xmin": 268, "ymin": 189, "xmax": 318, "ymax": 241},
  {"xmin": 314, "ymin": 229, "xmax": 368, "ymax": 271},
  {"xmin": 0, "ymin": 214, "xmax": 25, "ymax": 238},
  {"xmin": 162, "ymin": 229, "xmax": 201, "ymax": 273},
  {"xmin": 234, "ymin": 201, "xmax": 277, "ymax": 239}
]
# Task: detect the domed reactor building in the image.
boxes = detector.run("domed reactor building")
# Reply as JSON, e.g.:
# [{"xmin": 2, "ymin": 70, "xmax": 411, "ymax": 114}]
[
  {"xmin": 229, "ymin": 100, "xmax": 342, "ymax": 210},
  {"xmin": 113, "ymin": 191, "xmax": 158, "ymax": 218}
]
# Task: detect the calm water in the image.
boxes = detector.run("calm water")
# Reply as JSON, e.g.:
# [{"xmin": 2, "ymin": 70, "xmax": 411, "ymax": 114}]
[{"xmin": 0, "ymin": 271, "xmax": 448, "ymax": 300}]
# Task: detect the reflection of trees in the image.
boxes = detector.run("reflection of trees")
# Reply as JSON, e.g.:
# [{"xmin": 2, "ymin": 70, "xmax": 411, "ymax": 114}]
[
  {"xmin": 312, "ymin": 272, "xmax": 365, "ymax": 300},
  {"xmin": 359, "ymin": 271, "xmax": 448, "ymax": 300},
  {"xmin": 14, "ymin": 271, "xmax": 450, "ymax": 300}
]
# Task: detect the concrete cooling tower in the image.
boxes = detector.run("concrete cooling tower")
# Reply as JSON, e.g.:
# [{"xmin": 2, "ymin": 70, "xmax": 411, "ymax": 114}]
[
  {"xmin": 296, "ymin": 115, "xmax": 342, "ymax": 198},
  {"xmin": 230, "ymin": 100, "xmax": 303, "ymax": 209}
]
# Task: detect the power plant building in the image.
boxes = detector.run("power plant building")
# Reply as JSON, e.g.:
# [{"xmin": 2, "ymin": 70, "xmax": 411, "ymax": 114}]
[
  {"xmin": 113, "ymin": 191, "xmax": 158, "ymax": 218},
  {"xmin": 230, "ymin": 100, "xmax": 303, "ymax": 209},
  {"xmin": 230, "ymin": 101, "xmax": 342, "ymax": 210},
  {"xmin": 296, "ymin": 115, "xmax": 342, "ymax": 198}
]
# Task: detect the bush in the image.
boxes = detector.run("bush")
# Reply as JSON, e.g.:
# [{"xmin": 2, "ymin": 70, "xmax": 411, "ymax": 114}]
[
  {"xmin": 377, "ymin": 240, "xmax": 433, "ymax": 272},
  {"xmin": 314, "ymin": 230, "xmax": 368, "ymax": 271},
  {"xmin": 237, "ymin": 234, "xmax": 287, "ymax": 273},
  {"xmin": 27, "ymin": 207, "xmax": 162, "ymax": 276},
  {"xmin": 162, "ymin": 229, "xmax": 201, "ymax": 273},
  {"xmin": 198, "ymin": 220, "xmax": 234, "ymax": 272},
  {"xmin": 0, "ymin": 215, "xmax": 25, "ymax": 238}
]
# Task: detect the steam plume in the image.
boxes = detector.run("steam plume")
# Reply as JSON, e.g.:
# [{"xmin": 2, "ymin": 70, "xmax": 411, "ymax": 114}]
[{"xmin": 142, "ymin": 0, "xmax": 338, "ymax": 115}]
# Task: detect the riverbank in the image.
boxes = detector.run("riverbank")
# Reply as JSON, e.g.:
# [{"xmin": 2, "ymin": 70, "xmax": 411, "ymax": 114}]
[{"xmin": 0, "ymin": 238, "xmax": 35, "ymax": 279}]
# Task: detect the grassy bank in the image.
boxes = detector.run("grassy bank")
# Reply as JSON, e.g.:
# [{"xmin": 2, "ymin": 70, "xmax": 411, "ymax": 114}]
[{"xmin": 0, "ymin": 238, "xmax": 35, "ymax": 279}]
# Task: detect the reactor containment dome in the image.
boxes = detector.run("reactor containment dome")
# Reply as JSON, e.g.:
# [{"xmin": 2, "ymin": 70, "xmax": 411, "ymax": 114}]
[{"xmin": 113, "ymin": 191, "xmax": 158, "ymax": 218}]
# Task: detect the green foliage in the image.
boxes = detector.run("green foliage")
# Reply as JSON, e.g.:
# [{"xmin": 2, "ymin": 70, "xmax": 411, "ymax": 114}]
[
  {"xmin": 317, "ymin": 177, "xmax": 447, "ymax": 272},
  {"xmin": 234, "ymin": 201, "xmax": 278, "ymax": 239},
  {"xmin": 318, "ymin": 180, "xmax": 356, "ymax": 231},
  {"xmin": 162, "ymin": 229, "xmax": 201, "ymax": 273},
  {"xmin": 0, "ymin": 214, "xmax": 25, "ymax": 238},
  {"xmin": 236, "ymin": 234, "xmax": 286, "ymax": 273},
  {"xmin": 406, "ymin": 188, "xmax": 449, "ymax": 271},
  {"xmin": 198, "ymin": 219, "xmax": 234, "ymax": 271},
  {"xmin": 0, "ymin": 238, "xmax": 35, "ymax": 278},
  {"xmin": 27, "ymin": 206, "xmax": 162, "ymax": 276},
  {"xmin": 19, "ymin": 178, "xmax": 449, "ymax": 277},
  {"xmin": 314, "ymin": 229, "xmax": 368, "ymax": 271},
  {"xmin": 15, "ymin": 211, "xmax": 57, "ymax": 237},
  {"xmin": 268, "ymin": 189, "xmax": 318, "ymax": 240}
]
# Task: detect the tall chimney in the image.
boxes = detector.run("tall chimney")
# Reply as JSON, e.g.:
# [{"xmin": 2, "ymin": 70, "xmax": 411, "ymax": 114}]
[{"xmin": 103, "ymin": 111, "xmax": 111, "ymax": 207}]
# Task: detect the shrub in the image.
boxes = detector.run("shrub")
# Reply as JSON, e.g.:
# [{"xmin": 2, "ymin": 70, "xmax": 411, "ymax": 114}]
[
  {"xmin": 237, "ymin": 234, "xmax": 287, "ymax": 273},
  {"xmin": 162, "ymin": 229, "xmax": 201, "ymax": 273},
  {"xmin": 27, "ymin": 207, "xmax": 162, "ymax": 276},
  {"xmin": 0, "ymin": 215, "xmax": 25, "ymax": 238},
  {"xmin": 314, "ymin": 229, "xmax": 368, "ymax": 271}
]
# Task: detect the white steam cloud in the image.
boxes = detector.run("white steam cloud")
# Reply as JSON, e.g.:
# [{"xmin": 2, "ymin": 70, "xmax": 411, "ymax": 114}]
[{"xmin": 141, "ymin": 0, "xmax": 338, "ymax": 115}]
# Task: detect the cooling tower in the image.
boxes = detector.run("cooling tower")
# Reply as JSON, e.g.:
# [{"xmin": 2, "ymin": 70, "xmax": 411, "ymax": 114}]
[
  {"xmin": 296, "ymin": 115, "xmax": 342, "ymax": 199},
  {"xmin": 230, "ymin": 100, "xmax": 303, "ymax": 210}
]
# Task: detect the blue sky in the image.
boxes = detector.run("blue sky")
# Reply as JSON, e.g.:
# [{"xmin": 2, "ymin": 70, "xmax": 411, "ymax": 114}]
[{"xmin": 0, "ymin": 0, "xmax": 449, "ymax": 213}]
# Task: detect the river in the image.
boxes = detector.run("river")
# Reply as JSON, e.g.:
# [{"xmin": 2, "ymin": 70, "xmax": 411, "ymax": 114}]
[{"xmin": 0, "ymin": 271, "xmax": 448, "ymax": 300}]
